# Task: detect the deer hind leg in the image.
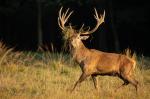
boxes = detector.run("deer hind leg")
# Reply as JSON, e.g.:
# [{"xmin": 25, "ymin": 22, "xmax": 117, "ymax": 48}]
[
  {"xmin": 71, "ymin": 73, "xmax": 88, "ymax": 92},
  {"xmin": 124, "ymin": 75, "xmax": 138, "ymax": 92},
  {"xmin": 115, "ymin": 76, "xmax": 129, "ymax": 92},
  {"xmin": 91, "ymin": 75, "xmax": 99, "ymax": 90},
  {"xmin": 120, "ymin": 73, "xmax": 139, "ymax": 93}
]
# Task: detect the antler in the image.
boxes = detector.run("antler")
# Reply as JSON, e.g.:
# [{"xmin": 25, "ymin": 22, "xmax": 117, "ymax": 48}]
[
  {"xmin": 81, "ymin": 9, "xmax": 105, "ymax": 35},
  {"xmin": 58, "ymin": 7, "xmax": 74, "ymax": 31}
]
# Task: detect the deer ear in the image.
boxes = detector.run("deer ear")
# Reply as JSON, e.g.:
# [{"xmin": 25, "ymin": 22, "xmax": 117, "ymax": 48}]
[{"xmin": 80, "ymin": 35, "xmax": 89, "ymax": 40}]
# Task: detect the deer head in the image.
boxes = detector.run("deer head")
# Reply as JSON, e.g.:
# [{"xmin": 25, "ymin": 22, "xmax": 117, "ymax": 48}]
[{"xmin": 58, "ymin": 7, "xmax": 105, "ymax": 49}]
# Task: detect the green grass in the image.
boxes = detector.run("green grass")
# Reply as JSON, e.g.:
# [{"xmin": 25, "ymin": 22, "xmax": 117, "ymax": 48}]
[{"xmin": 0, "ymin": 44, "xmax": 150, "ymax": 99}]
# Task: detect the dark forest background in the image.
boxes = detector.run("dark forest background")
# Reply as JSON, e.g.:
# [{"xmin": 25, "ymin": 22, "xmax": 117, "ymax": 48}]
[{"xmin": 0, "ymin": 0, "xmax": 149, "ymax": 56}]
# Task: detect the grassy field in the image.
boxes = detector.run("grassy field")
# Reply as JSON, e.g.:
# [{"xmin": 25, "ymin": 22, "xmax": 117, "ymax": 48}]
[{"xmin": 0, "ymin": 43, "xmax": 150, "ymax": 99}]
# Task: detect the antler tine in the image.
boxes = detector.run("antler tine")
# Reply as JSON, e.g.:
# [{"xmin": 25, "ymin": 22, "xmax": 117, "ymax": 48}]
[
  {"xmin": 79, "ymin": 24, "xmax": 85, "ymax": 33},
  {"xmin": 94, "ymin": 9, "xmax": 105, "ymax": 27},
  {"xmin": 81, "ymin": 9, "xmax": 105, "ymax": 35},
  {"xmin": 58, "ymin": 7, "xmax": 74, "ymax": 31},
  {"xmin": 94, "ymin": 8, "xmax": 99, "ymax": 20},
  {"xmin": 64, "ymin": 9, "xmax": 73, "ymax": 24},
  {"xmin": 58, "ymin": 7, "xmax": 64, "ymax": 30},
  {"xmin": 59, "ymin": 7, "xmax": 63, "ymax": 19}
]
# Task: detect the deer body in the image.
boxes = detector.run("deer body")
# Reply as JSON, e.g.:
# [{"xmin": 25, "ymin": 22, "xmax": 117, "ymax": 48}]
[
  {"xmin": 58, "ymin": 7, "xmax": 138, "ymax": 92},
  {"xmin": 74, "ymin": 48, "xmax": 136, "ymax": 75}
]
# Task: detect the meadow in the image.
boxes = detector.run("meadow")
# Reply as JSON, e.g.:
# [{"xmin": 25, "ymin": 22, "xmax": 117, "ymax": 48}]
[{"xmin": 0, "ymin": 43, "xmax": 150, "ymax": 99}]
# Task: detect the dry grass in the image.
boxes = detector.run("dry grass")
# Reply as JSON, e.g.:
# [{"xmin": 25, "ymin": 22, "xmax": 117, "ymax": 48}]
[{"xmin": 0, "ymin": 43, "xmax": 150, "ymax": 99}]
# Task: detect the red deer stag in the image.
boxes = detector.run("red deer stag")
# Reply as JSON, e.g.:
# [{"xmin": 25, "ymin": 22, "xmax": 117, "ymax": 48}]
[{"xmin": 58, "ymin": 7, "xmax": 139, "ymax": 92}]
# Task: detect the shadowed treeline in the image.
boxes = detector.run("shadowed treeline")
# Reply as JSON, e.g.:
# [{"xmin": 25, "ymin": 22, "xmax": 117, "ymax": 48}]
[{"xmin": 0, "ymin": 0, "xmax": 149, "ymax": 56}]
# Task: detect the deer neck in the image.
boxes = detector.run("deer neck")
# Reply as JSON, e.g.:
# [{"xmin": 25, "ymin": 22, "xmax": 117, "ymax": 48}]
[{"xmin": 71, "ymin": 42, "xmax": 89, "ymax": 63}]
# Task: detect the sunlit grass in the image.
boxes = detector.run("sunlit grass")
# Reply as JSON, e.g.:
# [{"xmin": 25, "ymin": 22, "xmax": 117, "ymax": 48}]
[{"xmin": 0, "ymin": 43, "xmax": 150, "ymax": 99}]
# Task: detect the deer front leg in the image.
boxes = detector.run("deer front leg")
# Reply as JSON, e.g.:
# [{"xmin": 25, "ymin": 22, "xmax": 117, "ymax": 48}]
[
  {"xmin": 71, "ymin": 73, "xmax": 88, "ymax": 92},
  {"xmin": 91, "ymin": 75, "xmax": 99, "ymax": 90}
]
